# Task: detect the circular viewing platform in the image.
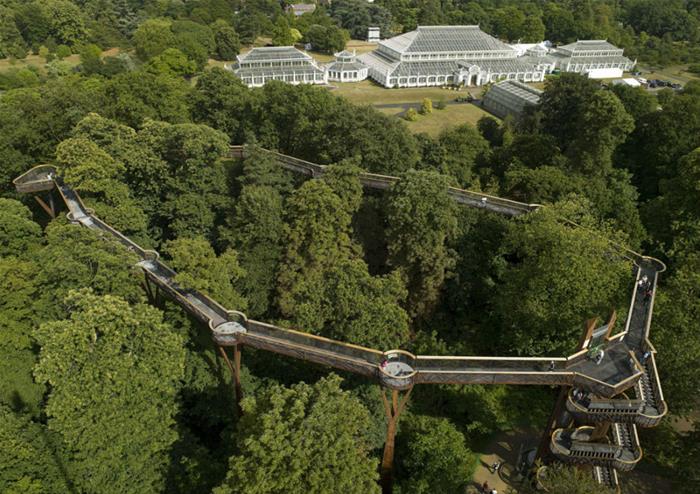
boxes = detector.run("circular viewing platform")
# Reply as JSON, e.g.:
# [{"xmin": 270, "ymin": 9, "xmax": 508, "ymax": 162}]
[
  {"xmin": 378, "ymin": 350, "xmax": 417, "ymax": 390},
  {"xmin": 212, "ymin": 318, "xmax": 247, "ymax": 346}
]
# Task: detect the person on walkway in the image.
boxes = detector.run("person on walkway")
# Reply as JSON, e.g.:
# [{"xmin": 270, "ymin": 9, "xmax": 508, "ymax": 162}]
[
  {"xmin": 482, "ymin": 481, "xmax": 489, "ymax": 493},
  {"xmin": 642, "ymin": 350, "xmax": 652, "ymax": 363},
  {"xmin": 491, "ymin": 461, "xmax": 501, "ymax": 473},
  {"xmin": 380, "ymin": 359, "xmax": 388, "ymax": 370},
  {"xmin": 644, "ymin": 289, "xmax": 652, "ymax": 306},
  {"xmin": 595, "ymin": 349, "xmax": 605, "ymax": 365},
  {"xmin": 481, "ymin": 197, "xmax": 488, "ymax": 207},
  {"xmin": 548, "ymin": 360, "xmax": 556, "ymax": 371}
]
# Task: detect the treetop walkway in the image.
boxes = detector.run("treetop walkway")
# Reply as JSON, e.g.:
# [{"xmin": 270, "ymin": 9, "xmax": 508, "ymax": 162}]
[{"xmin": 15, "ymin": 147, "xmax": 667, "ymax": 493}]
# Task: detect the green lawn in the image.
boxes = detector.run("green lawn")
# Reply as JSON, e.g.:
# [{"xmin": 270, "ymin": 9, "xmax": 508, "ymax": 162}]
[
  {"xmin": 0, "ymin": 48, "xmax": 121, "ymax": 74},
  {"xmin": 636, "ymin": 64, "xmax": 700, "ymax": 85},
  {"xmin": 0, "ymin": 53, "xmax": 80, "ymax": 73},
  {"xmin": 377, "ymin": 103, "xmax": 492, "ymax": 137}
]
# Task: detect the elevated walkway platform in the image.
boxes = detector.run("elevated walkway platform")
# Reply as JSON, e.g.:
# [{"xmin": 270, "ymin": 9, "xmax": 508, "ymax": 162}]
[{"xmin": 15, "ymin": 146, "xmax": 667, "ymax": 492}]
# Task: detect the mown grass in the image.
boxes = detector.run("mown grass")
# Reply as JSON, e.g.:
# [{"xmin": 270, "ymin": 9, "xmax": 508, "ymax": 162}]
[{"xmin": 378, "ymin": 103, "xmax": 492, "ymax": 137}]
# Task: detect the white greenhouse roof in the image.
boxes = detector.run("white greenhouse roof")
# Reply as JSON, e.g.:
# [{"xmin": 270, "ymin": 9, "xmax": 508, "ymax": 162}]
[
  {"xmin": 488, "ymin": 80, "xmax": 542, "ymax": 105},
  {"xmin": 380, "ymin": 26, "xmax": 514, "ymax": 54},
  {"xmin": 557, "ymin": 40, "xmax": 621, "ymax": 53},
  {"xmin": 238, "ymin": 47, "xmax": 311, "ymax": 63}
]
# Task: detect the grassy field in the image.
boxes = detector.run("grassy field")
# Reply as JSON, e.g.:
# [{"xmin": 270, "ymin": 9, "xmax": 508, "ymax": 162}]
[
  {"xmin": 377, "ymin": 103, "xmax": 491, "ymax": 136},
  {"xmin": 636, "ymin": 64, "xmax": 700, "ymax": 85},
  {"xmin": 0, "ymin": 53, "xmax": 80, "ymax": 72},
  {"xmin": 0, "ymin": 48, "xmax": 121, "ymax": 74}
]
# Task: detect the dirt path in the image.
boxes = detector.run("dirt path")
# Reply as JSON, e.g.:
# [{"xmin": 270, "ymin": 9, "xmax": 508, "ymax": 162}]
[{"xmin": 468, "ymin": 430, "xmax": 540, "ymax": 494}]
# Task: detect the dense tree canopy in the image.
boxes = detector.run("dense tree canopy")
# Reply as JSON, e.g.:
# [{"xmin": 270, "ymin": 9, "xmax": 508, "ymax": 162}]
[
  {"xmin": 493, "ymin": 197, "xmax": 630, "ymax": 356},
  {"xmin": 34, "ymin": 290, "xmax": 186, "ymax": 494},
  {"xmin": 215, "ymin": 375, "xmax": 380, "ymax": 494},
  {"xmin": 0, "ymin": 2, "xmax": 699, "ymax": 490}
]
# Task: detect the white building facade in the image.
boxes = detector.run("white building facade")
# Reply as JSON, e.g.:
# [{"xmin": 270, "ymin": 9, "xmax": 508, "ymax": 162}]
[
  {"xmin": 231, "ymin": 47, "xmax": 327, "ymax": 88},
  {"xmin": 359, "ymin": 26, "xmax": 548, "ymax": 88},
  {"xmin": 325, "ymin": 50, "xmax": 368, "ymax": 82},
  {"xmin": 549, "ymin": 40, "xmax": 635, "ymax": 75}
]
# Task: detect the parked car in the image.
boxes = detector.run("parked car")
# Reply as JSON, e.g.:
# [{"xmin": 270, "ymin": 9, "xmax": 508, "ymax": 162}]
[
  {"xmin": 637, "ymin": 77, "xmax": 648, "ymax": 85},
  {"xmin": 671, "ymin": 83, "xmax": 682, "ymax": 89}
]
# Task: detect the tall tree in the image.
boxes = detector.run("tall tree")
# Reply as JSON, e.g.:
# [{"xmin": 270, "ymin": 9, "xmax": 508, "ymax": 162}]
[
  {"xmin": 277, "ymin": 179, "xmax": 358, "ymax": 318},
  {"xmin": 214, "ymin": 375, "xmax": 380, "ymax": 494},
  {"xmin": 0, "ymin": 406, "xmax": 70, "ymax": 493},
  {"xmin": 133, "ymin": 18, "xmax": 176, "ymax": 60},
  {"xmin": 223, "ymin": 185, "xmax": 285, "ymax": 317},
  {"xmin": 386, "ymin": 170, "xmax": 458, "ymax": 319},
  {"xmin": 164, "ymin": 237, "xmax": 247, "ymax": 311},
  {"xmin": 33, "ymin": 222, "xmax": 144, "ymax": 322},
  {"xmin": 493, "ymin": 197, "xmax": 630, "ymax": 355},
  {"xmin": 55, "ymin": 136, "xmax": 149, "ymax": 238},
  {"xmin": 34, "ymin": 290, "xmax": 186, "ymax": 494},
  {"xmin": 396, "ymin": 414, "xmax": 477, "ymax": 494}
]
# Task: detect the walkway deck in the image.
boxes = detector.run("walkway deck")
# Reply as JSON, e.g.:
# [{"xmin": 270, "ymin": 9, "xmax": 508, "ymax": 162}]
[{"xmin": 14, "ymin": 149, "xmax": 667, "ymax": 487}]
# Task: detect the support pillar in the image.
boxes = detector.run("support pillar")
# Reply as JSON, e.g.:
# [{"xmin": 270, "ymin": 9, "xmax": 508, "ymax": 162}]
[
  {"xmin": 142, "ymin": 273, "xmax": 161, "ymax": 308},
  {"xmin": 218, "ymin": 344, "xmax": 243, "ymax": 416},
  {"xmin": 536, "ymin": 386, "xmax": 570, "ymax": 462},
  {"xmin": 380, "ymin": 386, "xmax": 412, "ymax": 494},
  {"xmin": 591, "ymin": 421, "xmax": 611, "ymax": 441},
  {"xmin": 34, "ymin": 194, "xmax": 56, "ymax": 219}
]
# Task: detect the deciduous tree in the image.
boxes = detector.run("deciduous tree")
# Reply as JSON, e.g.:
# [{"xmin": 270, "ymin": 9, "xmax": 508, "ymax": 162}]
[
  {"xmin": 34, "ymin": 290, "xmax": 186, "ymax": 494},
  {"xmin": 214, "ymin": 375, "xmax": 380, "ymax": 494},
  {"xmin": 386, "ymin": 170, "xmax": 458, "ymax": 319}
]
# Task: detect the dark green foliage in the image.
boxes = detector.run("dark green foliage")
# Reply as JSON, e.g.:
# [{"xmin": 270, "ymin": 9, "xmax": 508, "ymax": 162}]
[
  {"xmin": 330, "ymin": 0, "xmax": 392, "ymax": 39},
  {"xmin": 493, "ymin": 197, "xmax": 630, "ymax": 355},
  {"xmin": 164, "ymin": 236, "xmax": 247, "ymax": 311},
  {"xmin": 211, "ymin": 20, "xmax": 240, "ymax": 60},
  {"xmin": 34, "ymin": 290, "xmax": 186, "ymax": 494},
  {"xmin": 652, "ymin": 253, "xmax": 700, "ymax": 416},
  {"xmin": 435, "ymin": 123, "xmax": 490, "ymax": 187},
  {"xmin": 387, "ymin": 170, "xmax": 458, "ymax": 320},
  {"xmin": 0, "ymin": 406, "xmax": 70, "ymax": 493},
  {"xmin": 305, "ymin": 24, "xmax": 349, "ymax": 54},
  {"xmin": 191, "ymin": 68, "xmax": 251, "ymax": 142},
  {"xmin": 0, "ymin": 199, "xmax": 43, "ymax": 258},
  {"xmin": 214, "ymin": 375, "xmax": 380, "ymax": 494},
  {"xmin": 396, "ymin": 414, "xmax": 477, "ymax": 494},
  {"xmin": 0, "ymin": 258, "xmax": 44, "ymax": 414},
  {"xmin": 223, "ymin": 185, "xmax": 285, "ymax": 317},
  {"xmin": 33, "ymin": 222, "xmax": 144, "ymax": 322},
  {"xmin": 133, "ymin": 18, "xmax": 176, "ymax": 60}
]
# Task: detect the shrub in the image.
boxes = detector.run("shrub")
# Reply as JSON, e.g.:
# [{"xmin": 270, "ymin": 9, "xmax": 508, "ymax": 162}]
[
  {"xmin": 56, "ymin": 45, "xmax": 72, "ymax": 59},
  {"xmin": 420, "ymin": 98, "xmax": 433, "ymax": 114},
  {"xmin": 435, "ymin": 98, "xmax": 446, "ymax": 110},
  {"xmin": 404, "ymin": 108, "xmax": 419, "ymax": 121}
]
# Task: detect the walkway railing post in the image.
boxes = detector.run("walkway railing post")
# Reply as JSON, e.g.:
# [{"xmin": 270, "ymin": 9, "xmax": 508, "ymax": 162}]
[{"xmin": 380, "ymin": 386, "xmax": 412, "ymax": 494}]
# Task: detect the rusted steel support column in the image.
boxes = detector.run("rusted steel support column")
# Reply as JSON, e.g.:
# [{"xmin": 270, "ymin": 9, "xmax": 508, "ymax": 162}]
[
  {"xmin": 34, "ymin": 195, "xmax": 56, "ymax": 218},
  {"xmin": 142, "ymin": 272, "xmax": 156, "ymax": 304},
  {"xmin": 591, "ymin": 421, "xmax": 611, "ymax": 441},
  {"xmin": 218, "ymin": 345, "xmax": 243, "ymax": 416},
  {"xmin": 380, "ymin": 386, "xmax": 412, "ymax": 494},
  {"xmin": 536, "ymin": 386, "xmax": 570, "ymax": 462}
]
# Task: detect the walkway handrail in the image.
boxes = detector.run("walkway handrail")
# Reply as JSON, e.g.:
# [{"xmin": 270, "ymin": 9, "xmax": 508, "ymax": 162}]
[{"xmin": 13, "ymin": 156, "xmax": 665, "ymax": 404}]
